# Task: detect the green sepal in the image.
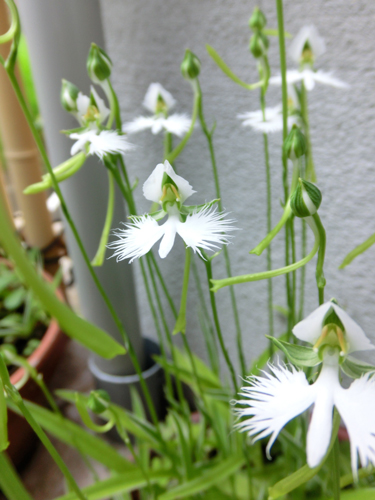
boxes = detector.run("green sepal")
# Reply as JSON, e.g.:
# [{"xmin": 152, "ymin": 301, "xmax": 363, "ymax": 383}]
[
  {"xmin": 283, "ymin": 124, "xmax": 306, "ymax": 159},
  {"xmin": 87, "ymin": 389, "xmax": 111, "ymax": 414},
  {"xmin": 181, "ymin": 49, "xmax": 201, "ymax": 80},
  {"xmin": 249, "ymin": 7, "xmax": 267, "ymax": 31},
  {"xmin": 322, "ymin": 305, "xmax": 344, "ymax": 331},
  {"xmin": 341, "ymin": 356, "xmax": 375, "ymax": 379},
  {"xmin": 266, "ymin": 336, "xmax": 321, "ymax": 367},
  {"xmin": 180, "ymin": 199, "xmax": 220, "ymax": 216},
  {"xmin": 290, "ymin": 178, "xmax": 322, "ymax": 218}
]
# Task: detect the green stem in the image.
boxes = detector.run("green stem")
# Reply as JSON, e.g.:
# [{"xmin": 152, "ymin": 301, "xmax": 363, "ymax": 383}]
[
  {"xmin": 312, "ymin": 213, "xmax": 326, "ymax": 305},
  {"xmin": 250, "ymin": 202, "xmax": 292, "ymax": 256},
  {"xmin": 300, "ymin": 82, "xmax": 316, "ymax": 182},
  {"xmin": 195, "ymin": 78, "xmax": 246, "ymax": 378},
  {"xmin": 298, "ymin": 219, "xmax": 307, "ymax": 321},
  {"xmin": 0, "ymin": 452, "xmax": 33, "ymax": 500},
  {"xmin": 203, "ymin": 254, "xmax": 239, "ymax": 393},
  {"xmin": 149, "ymin": 250, "xmax": 177, "ymax": 317},
  {"xmin": 260, "ymin": 94, "xmax": 274, "ymax": 345},
  {"xmin": 330, "ymin": 437, "xmax": 341, "ymax": 500},
  {"xmin": 163, "ymin": 131, "xmax": 173, "ymax": 161},
  {"xmin": 91, "ymin": 169, "xmax": 115, "ymax": 266},
  {"xmin": 211, "ymin": 216, "xmax": 320, "ymax": 292},
  {"xmin": 173, "ymin": 247, "xmax": 192, "ymax": 335}
]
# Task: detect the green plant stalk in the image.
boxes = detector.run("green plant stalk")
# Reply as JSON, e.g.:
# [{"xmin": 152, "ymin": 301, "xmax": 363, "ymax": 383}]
[
  {"xmin": 211, "ymin": 216, "xmax": 320, "ymax": 292},
  {"xmin": 0, "ymin": 0, "xmax": 19, "ymax": 46},
  {"xmin": 195, "ymin": 77, "xmax": 246, "ymax": 379},
  {"xmin": 163, "ymin": 131, "xmax": 173, "ymax": 161},
  {"xmin": 140, "ymin": 257, "xmax": 174, "ymax": 399},
  {"xmin": 91, "ymin": 169, "xmax": 115, "ymax": 266},
  {"xmin": 330, "ymin": 438, "xmax": 341, "ymax": 500},
  {"xmin": 300, "ymin": 82, "xmax": 316, "ymax": 182},
  {"xmin": 339, "ymin": 231, "xmax": 375, "ymax": 269},
  {"xmin": 173, "ymin": 247, "xmax": 192, "ymax": 335},
  {"xmin": 0, "ymin": 376, "xmax": 8, "ymax": 451},
  {"xmin": 311, "ymin": 213, "xmax": 326, "ymax": 305},
  {"xmin": 260, "ymin": 94, "xmax": 275, "ymax": 346},
  {"xmin": 298, "ymin": 219, "xmax": 307, "ymax": 321},
  {"xmin": 0, "ymin": 356, "xmax": 86, "ymax": 500},
  {"xmin": 276, "ymin": 0, "xmax": 294, "ymax": 334},
  {"xmin": 149, "ymin": 252, "xmax": 177, "ymax": 317},
  {"xmin": 250, "ymin": 202, "xmax": 292, "ymax": 256},
  {"xmin": 203, "ymin": 254, "xmax": 239, "ymax": 393},
  {"xmin": 0, "ymin": 452, "xmax": 33, "ymax": 500}
]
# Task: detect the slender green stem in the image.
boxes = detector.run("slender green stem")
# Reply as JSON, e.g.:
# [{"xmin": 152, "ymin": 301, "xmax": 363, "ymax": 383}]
[
  {"xmin": 211, "ymin": 217, "xmax": 320, "ymax": 292},
  {"xmin": 195, "ymin": 78, "xmax": 246, "ymax": 378},
  {"xmin": 260, "ymin": 94, "xmax": 274, "ymax": 346},
  {"xmin": 330, "ymin": 437, "xmax": 341, "ymax": 500},
  {"xmin": 149, "ymin": 248, "xmax": 177, "ymax": 317},
  {"xmin": 300, "ymin": 82, "xmax": 316, "ymax": 182},
  {"xmin": 203, "ymin": 254, "xmax": 239, "ymax": 393},
  {"xmin": 163, "ymin": 131, "xmax": 173, "ymax": 161},
  {"xmin": 312, "ymin": 213, "xmax": 326, "ymax": 305},
  {"xmin": 0, "ymin": 452, "xmax": 34, "ymax": 500},
  {"xmin": 173, "ymin": 247, "xmax": 192, "ymax": 335},
  {"xmin": 251, "ymin": 202, "xmax": 292, "ymax": 255},
  {"xmin": 298, "ymin": 219, "xmax": 307, "ymax": 321}
]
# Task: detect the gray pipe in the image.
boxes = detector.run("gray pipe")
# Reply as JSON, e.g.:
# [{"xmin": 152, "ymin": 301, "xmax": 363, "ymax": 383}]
[{"xmin": 17, "ymin": 0, "xmax": 145, "ymax": 375}]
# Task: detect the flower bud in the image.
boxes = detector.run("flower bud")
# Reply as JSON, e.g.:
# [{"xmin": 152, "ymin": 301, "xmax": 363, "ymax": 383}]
[
  {"xmin": 290, "ymin": 178, "xmax": 322, "ymax": 218},
  {"xmin": 60, "ymin": 79, "xmax": 80, "ymax": 113},
  {"xmin": 248, "ymin": 7, "xmax": 267, "ymax": 32},
  {"xmin": 87, "ymin": 43, "xmax": 112, "ymax": 83},
  {"xmin": 181, "ymin": 49, "xmax": 201, "ymax": 80},
  {"xmin": 283, "ymin": 124, "xmax": 306, "ymax": 160},
  {"xmin": 249, "ymin": 32, "xmax": 269, "ymax": 58},
  {"xmin": 87, "ymin": 389, "xmax": 110, "ymax": 414}
]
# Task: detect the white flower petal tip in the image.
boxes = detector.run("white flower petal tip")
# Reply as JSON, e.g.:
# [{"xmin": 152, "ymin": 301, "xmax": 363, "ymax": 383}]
[
  {"xmin": 234, "ymin": 364, "xmax": 315, "ymax": 457},
  {"xmin": 142, "ymin": 83, "xmax": 176, "ymax": 114},
  {"xmin": 292, "ymin": 301, "xmax": 374, "ymax": 354},
  {"xmin": 122, "ymin": 113, "xmax": 192, "ymax": 137},
  {"xmin": 269, "ymin": 69, "xmax": 348, "ymax": 91},
  {"xmin": 70, "ymin": 130, "xmax": 134, "ymax": 160},
  {"xmin": 289, "ymin": 25, "xmax": 326, "ymax": 64},
  {"xmin": 142, "ymin": 161, "xmax": 195, "ymax": 204},
  {"xmin": 237, "ymin": 105, "xmax": 297, "ymax": 134}
]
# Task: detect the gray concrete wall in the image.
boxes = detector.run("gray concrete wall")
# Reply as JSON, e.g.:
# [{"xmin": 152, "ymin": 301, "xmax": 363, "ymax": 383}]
[{"xmin": 99, "ymin": 0, "xmax": 375, "ymax": 369}]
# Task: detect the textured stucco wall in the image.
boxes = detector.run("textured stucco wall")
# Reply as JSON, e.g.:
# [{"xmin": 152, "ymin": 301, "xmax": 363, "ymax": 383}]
[{"xmin": 99, "ymin": 0, "xmax": 375, "ymax": 369}]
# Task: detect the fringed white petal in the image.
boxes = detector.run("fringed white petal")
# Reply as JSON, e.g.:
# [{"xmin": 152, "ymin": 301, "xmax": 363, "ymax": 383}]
[
  {"xmin": 143, "ymin": 83, "xmax": 176, "ymax": 114},
  {"xmin": 269, "ymin": 70, "xmax": 304, "ymax": 87},
  {"xmin": 292, "ymin": 302, "xmax": 332, "ymax": 345},
  {"xmin": 235, "ymin": 364, "xmax": 315, "ymax": 458},
  {"xmin": 331, "ymin": 304, "xmax": 375, "ymax": 353},
  {"xmin": 122, "ymin": 116, "xmax": 156, "ymax": 134},
  {"xmin": 163, "ymin": 114, "xmax": 192, "ymax": 137},
  {"xmin": 176, "ymin": 207, "xmax": 236, "ymax": 257},
  {"xmin": 88, "ymin": 131, "xmax": 134, "ymax": 160},
  {"xmin": 108, "ymin": 216, "xmax": 165, "ymax": 263},
  {"xmin": 69, "ymin": 130, "xmax": 96, "ymax": 156},
  {"xmin": 334, "ymin": 374, "xmax": 375, "ymax": 477},
  {"xmin": 238, "ymin": 105, "xmax": 297, "ymax": 134},
  {"xmin": 311, "ymin": 70, "xmax": 349, "ymax": 89},
  {"xmin": 289, "ymin": 25, "xmax": 326, "ymax": 64}
]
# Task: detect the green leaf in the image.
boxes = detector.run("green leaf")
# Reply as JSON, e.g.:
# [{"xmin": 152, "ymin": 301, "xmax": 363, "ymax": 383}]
[
  {"xmin": 4, "ymin": 287, "xmax": 27, "ymax": 310},
  {"xmin": 7, "ymin": 399, "xmax": 134, "ymax": 473},
  {"xmin": 268, "ymin": 410, "xmax": 341, "ymax": 499},
  {"xmin": 341, "ymin": 357, "xmax": 375, "ymax": 379},
  {"xmin": 0, "ymin": 452, "xmax": 33, "ymax": 500},
  {"xmin": 158, "ymin": 455, "xmax": 245, "ymax": 500},
  {"xmin": 0, "ymin": 377, "xmax": 9, "ymax": 451},
  {"xmin": 339, "ymin": 232, "xmax": 375, "ymax": 269},
  {"xmin": 337, "ymin": 489, "xmax": 375, "ymax": 500},
  {"xmin": 267, "ymin": 336, "xmax": 321, "ymax": 367},
  {"xmin": 340, "ymin": 466, "xmax": 375, "ymax": 489},
  {"xmin": 206, "ymin": 45, "xmax": 255, "ymax": 90},
  {"xmin": 54, "ymin": 470, "xmax": 172, "ymax": 500}
]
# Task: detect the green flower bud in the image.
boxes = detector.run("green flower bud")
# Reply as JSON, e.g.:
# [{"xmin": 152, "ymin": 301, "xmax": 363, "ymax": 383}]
[
  {"xmin": 60, "ymin": 79, "xmax": 80, "ymax": 113},
  {"xmin": 290, "ymin": 178, "xmax": 322, "ymax": 218},
  {"xmin": 181, "ymin": 49, "xmax": 201, "ymax": 80},
  {"xmin": 248, "ymin": 7, "xmax": 267, "ymax": 32},
  {"xmin": 87, "ymin": 389, "xmax": 110, "ymax": 414},
  {"xmin": 283, "ymin": 124, "xmax": 307, "ymax": 160},
  {"xmin": 87, "ymin": 43, "xmax": 112, "ymax": 83},
  {"xmin": 249, "ymin": 32, "xmax": 269, "ymax": 58}
]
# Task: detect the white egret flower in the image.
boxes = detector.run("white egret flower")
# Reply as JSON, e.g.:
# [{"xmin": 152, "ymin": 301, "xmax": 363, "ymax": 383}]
[
  {"xmin": 69, "ymin": 87, "xmax": 132, "ymax": 159},
  {"xmin": 122, "ymin": 83, "xmax": 192, "ymax": 137},
  {"xmin": 270, "ymin": 25, "xmax": 348, "ymax": 91},
  {"xmin": 238, "ymin": 104, "xmax": 297, "ymax": 134},
  {"xmin": 235, "ymin": 302, "xmax": 375, "ymax": 477},
  {"xmin": 108, "ymin": 161, "xmax": 236, "ymax": 262}
]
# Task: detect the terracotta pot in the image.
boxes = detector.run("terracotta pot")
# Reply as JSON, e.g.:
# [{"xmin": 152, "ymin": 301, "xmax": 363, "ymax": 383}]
[{"xmin": 3, "ymin": 264, "xmax": 68, "ymax": 468}]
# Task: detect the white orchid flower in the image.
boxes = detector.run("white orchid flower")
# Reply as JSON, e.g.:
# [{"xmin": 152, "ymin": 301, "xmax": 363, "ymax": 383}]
[
  {"xmin": 108, "ymin": 161, "xmax": 236, "ymax": 262},
  {"xmin": 270, "ymin": 25, "xmax": 348, "ymax": 91},
  {"xmin": 69, "ymin": 86, "xmax": 133, "ymax": 160},
  {"xmin": 238, "ymin": 104, "xmax": 297, "ymax": 134},
  {"xmin": 122, "ymin": 83, "xmax": 192, "ymax": 137},
  {"xmin": 235, "ymin": 301, "xmax": 375, "ymax": 477}
]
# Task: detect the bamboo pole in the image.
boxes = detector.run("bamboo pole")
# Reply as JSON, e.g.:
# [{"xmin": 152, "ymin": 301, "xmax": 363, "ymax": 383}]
[{"xmin": 0, "ymin": 0, "xmax": 54, "ymax": 249}]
